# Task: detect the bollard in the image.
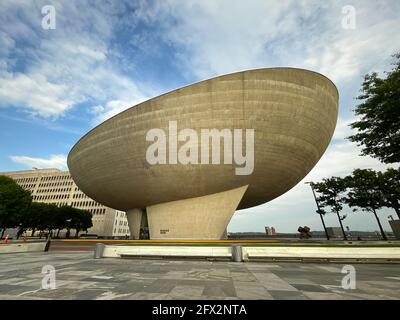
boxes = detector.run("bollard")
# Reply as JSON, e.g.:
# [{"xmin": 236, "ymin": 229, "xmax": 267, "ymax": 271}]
[
  {"xmin": 94, "ymin": 243, "xmax": 105, "ymax": 259},
  {"xmin": 2, "ymin": 234, "xmax": 9, "ymax": 244},
  {"xmin": 44, "ymin": 235, "xmax": 51, "ymax": 252},
  {"xmin": 231, "ymin": 245, "xmax": 243, "ymax": 262}
]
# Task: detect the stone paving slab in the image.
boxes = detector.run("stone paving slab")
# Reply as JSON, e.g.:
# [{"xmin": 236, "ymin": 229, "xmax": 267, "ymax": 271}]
[{"xmin": 0, "ymin": 251, "xmax": 399, "ymax": 300}]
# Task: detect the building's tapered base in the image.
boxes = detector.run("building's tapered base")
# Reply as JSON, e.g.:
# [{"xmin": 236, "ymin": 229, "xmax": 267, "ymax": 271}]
[
  {"xmin": 127, "ymin": 185, "xmax": 248, "ymax": 240},
  {"xmin": 126, "ymin": 208, "xmax": 144, "ymax": 240}
]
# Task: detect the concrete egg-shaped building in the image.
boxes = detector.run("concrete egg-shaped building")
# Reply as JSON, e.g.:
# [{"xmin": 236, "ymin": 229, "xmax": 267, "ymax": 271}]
[{"xmin": 68, "ymin": 68, "xmax": 338, "ymax": 239}]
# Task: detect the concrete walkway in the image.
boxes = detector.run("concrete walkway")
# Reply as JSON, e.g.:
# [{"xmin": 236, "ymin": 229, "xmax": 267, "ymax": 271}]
[{"xmin": 0, "ymin": 251, "xmax": 399, "ymax": 299}]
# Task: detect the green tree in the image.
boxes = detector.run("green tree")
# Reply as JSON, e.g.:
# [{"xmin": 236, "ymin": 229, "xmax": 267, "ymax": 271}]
[
  {"xmin": 345, "ymin": 169, "xmax": 388, "ymax": 240},
  {"xmin": 377, "ymin": 168, "xmax": 400, "ymax": 219},
  {"xmin": 313, "ymin": 177, "xmax": 349, "ymax": 240},
  {"xmin": 18, "ymin": 203, "xmax": 39, "ymax": 238},
  {"xmin": 348, "ymin": 53, "xmax": 400, "ymax": 164},
  {"xmin": 24, "ymin": 202, "xmax": 46, "ymax": 237},
  {"xmin": 55, "ymin": 205, "xmax": 73, "ymax": 238},
  {"xmin": 69, "ymin": 208, "xmax": 93, "ymax": 237},
  {"xmin": 34, "ymin": 203, "xmax": 59, "ymax": 237},
  {"xmin": 0, "ymin": 175, "xmax": 32, "ymax": 238}
]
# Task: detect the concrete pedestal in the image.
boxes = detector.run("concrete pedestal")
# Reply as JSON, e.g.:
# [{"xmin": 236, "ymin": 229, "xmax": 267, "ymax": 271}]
[
  {"xmin": 389, "ymin": 220, "xmax": 400, "ymax": 240},
  {"xmin": 126, "ymin": 209, "xmax": 144, "ymax": 240}
]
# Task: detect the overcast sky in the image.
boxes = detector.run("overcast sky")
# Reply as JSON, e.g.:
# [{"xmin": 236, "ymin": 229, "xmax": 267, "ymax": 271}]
[{"xmin": 0, "ymin": 0, "xmax": 399, "ymax": 233}]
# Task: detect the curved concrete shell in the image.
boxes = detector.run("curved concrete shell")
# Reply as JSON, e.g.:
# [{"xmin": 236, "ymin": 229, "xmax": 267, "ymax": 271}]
[{"xmin": 68, "ymin": 67, "xmax": 338, "ymax": 239}]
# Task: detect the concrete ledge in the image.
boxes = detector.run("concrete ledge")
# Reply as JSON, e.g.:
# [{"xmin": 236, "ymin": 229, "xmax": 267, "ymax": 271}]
[
  {"xmin": 102, "ymin": 245, "xmax": 232, "ymax": 260},
  {"xmin": 242, "ymin": 246, "xmax": 400, "ymax": 262},
  {"xmin": 98, "ymin": 244, "xmax": 400, "ymax": 263},
  {"xmin": 0, "ymin": 242, "xmax": 47, "ymax": 254}
]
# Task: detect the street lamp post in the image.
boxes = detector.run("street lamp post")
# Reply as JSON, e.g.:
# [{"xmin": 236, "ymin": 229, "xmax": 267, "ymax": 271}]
[{"xmin": 305, "ymin": 182, "xmax": 330, "ymax": 240}]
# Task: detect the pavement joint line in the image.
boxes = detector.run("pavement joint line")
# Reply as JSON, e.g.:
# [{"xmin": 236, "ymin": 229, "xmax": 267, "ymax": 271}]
[
  {"xmin": 385, "ymin": 277, "xmax": 400, "ymax": 280},
  {"xmin": 17, "ymin": 287, "xmax": 43, "ymax": 296}
]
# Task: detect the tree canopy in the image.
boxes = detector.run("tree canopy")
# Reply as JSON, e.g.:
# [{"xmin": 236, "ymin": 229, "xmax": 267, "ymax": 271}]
[
  {"xmin": 312, "ymin": 177, "xmax": 347, "ymax": 214},
  {"xmin": 344, "ymin": 169, "xmax": 387, "ymax": 240},
  {"xmin": 0, "ymin": 175, "xmax": 32, "ymax": 236},
  {"xmin": 311, "ymin": 167, "xmax": 400, "ymax": 240},
  {"xmin": 312, "ymin": 177, "xmax": 348, "ymax": 240},
  {"xmin": 0, "ymin": 175, "xmax": 93, "ymax": 238},
  {"xmin": 348, "ymin": 53, "xmax": 400, "ymax": 164},
  {"xmin": 377, "ymin": 168, "xmax": 400, "ymax": 219}
]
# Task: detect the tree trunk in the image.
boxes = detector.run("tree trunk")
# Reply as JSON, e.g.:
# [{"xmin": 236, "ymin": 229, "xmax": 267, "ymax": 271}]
[
  {"xmin": 335, "ymin": 211, "xmax": 347, "ymax": 241},
  {"xmin": 1, "ymin": 228, "xmax": 5, "ymax": 239},
  {"xmin": 31, "ymin": 228, "xmax": 35, "ymax": 237},
  {"xmin": 319, "ymin": 213, "xmax": 330, "ymax": 240},
  {"xmin": 56, "ymin": 229, "xmax": 60, "ymax": 238},
  {"xmin": 372, "ymin": 209, "xmax": 388, "ymax": 241},
  {"xmin": 16, "ymin": 228, "xmax": 24, "ymax": 239},
  {"xmin": 75, "ymin": 229, "xmax": 79, "ymax": 238}
]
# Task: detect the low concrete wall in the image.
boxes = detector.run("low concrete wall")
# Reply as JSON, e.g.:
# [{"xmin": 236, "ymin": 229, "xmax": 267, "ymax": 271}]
[
  {"xmin": 0, "ymin": 242, "xmax": 47, "ymax": 254},
  {"xmin": 103, "ymin": 245, "xmax": 232, "ymax": 259},
  {"xmin": 242, "ymin": 246, "xmax": 400, "ymax": 261},
  {"xmin": 99, "ymin": 244, "xmax": 400, "ymax": 262}
]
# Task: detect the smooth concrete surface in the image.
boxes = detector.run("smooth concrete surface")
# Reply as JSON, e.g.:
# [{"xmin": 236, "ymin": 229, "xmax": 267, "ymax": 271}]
[
  {"xmin": 126, "ymin": 208, "xmax": 144, "ymax": 240},
  {"xmin": 0, "ymin": 251, "xmax": 399, "ymax": 300},
  {"xmin": 0, "ymin": 242, "xmax": 46, "ymax": 254},
  {"xmin": 94, "ymin": 243, "xmax": 105, "ymax": 259},
  {"xmin": 389, "ymin": 220, "xmax": 400, "ymax": 239},
  {"xmin": 147, "ymin": 185, "xmax": 248, "ymax": 239},
  {"xmin": 100, "ymin": 244, "xmax": 400, "ymax": 262},
  {"xmin": 102, "ymin": 245, "xmax": 232, "ymax": 259},
  {"xmin": 68, "ymin": 67, "xmax": 339, "ymax": 239},
  {"xmin": 242, "ymin": 246, "xmax": 400, "ymax": 261}
]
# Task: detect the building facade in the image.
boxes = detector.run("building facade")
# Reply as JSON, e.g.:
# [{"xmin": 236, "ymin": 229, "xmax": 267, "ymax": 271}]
[{"xmin": 1, "ymin": 168, "xmax": 130, "ymax": 238}]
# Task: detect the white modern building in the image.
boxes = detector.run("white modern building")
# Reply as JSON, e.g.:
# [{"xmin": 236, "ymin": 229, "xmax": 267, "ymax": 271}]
[{"xmin": 1, "ymin": 168, "xmax": 130, "ymax": 238}]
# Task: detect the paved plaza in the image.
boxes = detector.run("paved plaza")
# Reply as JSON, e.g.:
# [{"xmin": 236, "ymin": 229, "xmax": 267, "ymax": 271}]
[{"xmin": 0, "ymin": 251, "xmax": 399, "ymax": 300}]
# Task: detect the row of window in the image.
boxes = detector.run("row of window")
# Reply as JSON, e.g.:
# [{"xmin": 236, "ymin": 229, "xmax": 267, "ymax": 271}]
[
  {"xmin": 116, "ymin": 212, "xmax": 126, "ymax": 217},
  {"xmin": 33, "ymin": 194, "xmax": 69, "ymax": 201},
  {"xmin": 114, "ymin": 228, "xmax": 130, "ymax": 235},
  {"xmin": 70, "ymin": 200, "xmax": 102, "ymax": 207},
  {"xmin": 35, "ymin": 200, "xmax": 106, "ymax": 215},
  {"xmin": 38, "ymin": 181, "xmax": 73, "ymax": 188},
  {"xmin": 41, "ymin": 175, "xmax": 71, "ymax": 181},
  {"xmin": 14, "ymin": 177, "xmax": 38, "ymax": 183},
  {"xmin": 20, "ymin": 183, "xmax": 36, "ymax": 189},
  {"xmin": 73, "ymin": 193, "xmax": 88, "ymax": 199},
  {"xmin": 88, "ymin": 208, "xmax": 106, "ymax": 214},
  {"xmin": 115, "ymin": 220, "xmax": 128, "ymax": 226},
  {"xmin": 39, "ymin": 201, "xmax": 67, "ymax": 207},
  {"xmin": 36, "ymin": 188, "xmax": 71, "ymax": 194}
]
